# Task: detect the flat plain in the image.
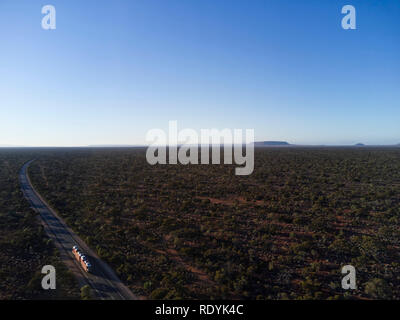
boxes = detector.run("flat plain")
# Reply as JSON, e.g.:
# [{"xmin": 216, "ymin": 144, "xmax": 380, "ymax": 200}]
[{"xmin": 1, "ymin": 147, "xmax": 400, "ymax": 299}]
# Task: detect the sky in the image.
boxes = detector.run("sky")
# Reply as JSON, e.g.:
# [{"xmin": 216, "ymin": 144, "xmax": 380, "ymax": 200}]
[{"xmin": 0, "ymin": 0, "xmax": 399, "ymax": 146}]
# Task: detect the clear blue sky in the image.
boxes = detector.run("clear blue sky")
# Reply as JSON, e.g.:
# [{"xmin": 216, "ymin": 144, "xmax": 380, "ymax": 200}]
[{"xmin": 0, "ymin": 0, "xmax": 399, "ymax": 146}]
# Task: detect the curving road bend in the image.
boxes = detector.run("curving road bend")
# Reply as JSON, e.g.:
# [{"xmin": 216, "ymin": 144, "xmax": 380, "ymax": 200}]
[{"xmin": 20, "ymin": 160, "xmax": 137, "ymax": 300}]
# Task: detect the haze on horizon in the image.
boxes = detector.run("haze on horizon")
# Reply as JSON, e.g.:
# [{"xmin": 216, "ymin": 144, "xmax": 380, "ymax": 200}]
[{"xmin": 0, "ymin": 0, "xmax": 399, "ymax": 147}]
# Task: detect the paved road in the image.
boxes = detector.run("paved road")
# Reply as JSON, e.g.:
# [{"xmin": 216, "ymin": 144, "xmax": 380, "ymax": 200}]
[{"xmin": 20, "ymin": 160, "xmax": 137, "ymax": 300}]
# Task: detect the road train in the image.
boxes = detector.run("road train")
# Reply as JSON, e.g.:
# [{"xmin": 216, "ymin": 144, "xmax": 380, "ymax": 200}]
[{"xmin": 72, "ymin": 245, "xmax": 93, "ymax": 273}]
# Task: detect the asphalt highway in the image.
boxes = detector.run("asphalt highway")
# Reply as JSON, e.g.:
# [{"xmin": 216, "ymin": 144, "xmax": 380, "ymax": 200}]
[{"xmin": 20, "ymin": 160, "xmax": 137, "ymax": 300}]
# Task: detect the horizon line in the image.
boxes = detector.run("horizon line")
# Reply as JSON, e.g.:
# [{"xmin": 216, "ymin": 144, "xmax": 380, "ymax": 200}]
[{"xmin": 1, "ymin": 143, "xmax": 399, "ymax": 148}]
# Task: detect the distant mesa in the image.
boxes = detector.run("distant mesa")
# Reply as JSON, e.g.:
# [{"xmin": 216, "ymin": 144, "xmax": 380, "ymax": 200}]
[
  {"xmin": 254, "ymin": 141, "xmax": 291, "ymax": 146},
  {"xmin": 354, "ymin": 143, "xmax": 365, "ymax": 146}
]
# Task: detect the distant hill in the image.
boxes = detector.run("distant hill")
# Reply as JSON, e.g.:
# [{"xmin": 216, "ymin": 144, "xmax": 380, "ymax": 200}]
[
  {"xmin": 254, "ymin": 141, "xmax": 291, "ymax": 146},
  {"xmin": 355, "ymin": 143, "xmax": 365, "ymax": 146}
]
